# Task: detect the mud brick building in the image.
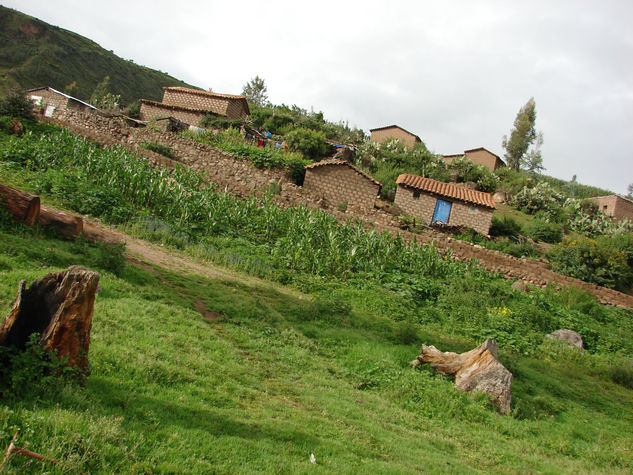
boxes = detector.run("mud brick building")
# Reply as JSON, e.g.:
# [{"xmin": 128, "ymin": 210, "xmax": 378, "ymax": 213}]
[
  {"xmin": 394, "ymin": 174, "xmax": 496, "ymax": 235},
  {"xmin": 369, "ymin": 125, "xmax": 422, "ymax": 148},
  {"xmin": 442, "ymin": 147, "xmax": 505, "ymax": 172},
  {"xmin": 25, "ymin": 87, "xmax": 99, "ymax": 118},
  {"xmin": 303, "ymin": 160, "xmax": 382, "ymax": 210},
  {"xmin": 588, "ymin": 195, "xmax": 633, "ymax": 222},
  {"xmin": 139, "ymin": 86, "xmax": 249, "ymax": 126}
]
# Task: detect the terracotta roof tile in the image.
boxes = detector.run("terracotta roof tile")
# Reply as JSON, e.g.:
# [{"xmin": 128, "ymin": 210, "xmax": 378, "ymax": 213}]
[
  {"xmin": 140, "ymin": 99, "xmax": 209, "ymax": 115},
  {"xmin": 396, "ymin": 174, "xmax": 496, "ymax": 209},
  {"xmin": 162, "ymin": 86, "xmax": 247, "ymax": 101},
  {"xmin": 305, "ymin": 160, "xmax": 382, "ymax": 190}
]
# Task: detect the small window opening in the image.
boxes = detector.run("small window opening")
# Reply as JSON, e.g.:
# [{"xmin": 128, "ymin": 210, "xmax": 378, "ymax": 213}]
[{"xmin": 413, "ymin": 191, "xmax": 420, "ymax": 199}]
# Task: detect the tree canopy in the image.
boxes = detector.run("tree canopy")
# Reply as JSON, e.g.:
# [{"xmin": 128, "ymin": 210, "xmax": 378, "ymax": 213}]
[
  {"xmin": 502, "ymin": 98, "xmax": 543, "ymax": 171},
  {"xmin": 242, "ymin": 75, "xmax": 268, "ymax": 107}
]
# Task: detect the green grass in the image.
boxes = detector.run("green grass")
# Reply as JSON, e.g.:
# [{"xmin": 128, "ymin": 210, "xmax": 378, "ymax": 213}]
[
  {"xmin": 0, "ymin": 5, "xmax": 193, "ymax": 104},
  {"xmin": 1, "ymin": 213, "xmax": 633, "ymax": 473}
]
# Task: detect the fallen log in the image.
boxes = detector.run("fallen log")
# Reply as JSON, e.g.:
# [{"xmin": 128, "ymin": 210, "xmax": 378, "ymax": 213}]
[
  {"xmin": 0, "ymin": 266, "xmax": 100, "ymax": 372},
  {"xmin": 37, "ymin": 205, "xmax": 83, "ymax": 239},
  {"xmin": 82, "ymin": 220, "xmax": 124, "ymax": 245},
  {"xmin": 410, "ymin": 339, "xmax": 513, "ymax": 414},
  {"xmin": 0, "ymin": 183, "xmax": 40, "ymax": 225}
]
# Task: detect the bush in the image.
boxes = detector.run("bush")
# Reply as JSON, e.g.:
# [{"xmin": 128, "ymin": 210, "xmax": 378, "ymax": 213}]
[
  {"xmin": 0, "ymin": 92, "xmax": 36, "ymax": 121},
  {"xmin": 125, "ymin": 101, "xmax": 141, "ymax": 119},
  {"xmin": 285, "ymin": 128, "xmax": 329, "ymax": 160},
  {"xmin": 510, "ymin": 182, "xmax": 566, "ymax": 222},
  {"xmin": 489, "ymin": 215, "xmax": 523, "ymax": 240},
  {"xmin": 140, "ymin": 141, "xmax": 175, "ymax": 158},
  {"xmin": 525, "ymin": 219, "xmax": 563, "ymax": 243},
  {"xmin": 448, "ymin": 156, "xmax": 499, "ymax": 192},
  {"xmin": 548, "ymin": 237, "xmax": 633, "ymax": 291}
]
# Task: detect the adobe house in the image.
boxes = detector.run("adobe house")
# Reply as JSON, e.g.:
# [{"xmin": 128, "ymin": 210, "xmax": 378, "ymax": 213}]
[
  {"xmin": 442, "ymin": 147, "xmax": 505, "ymax": 172},
  {"xmin": 394, "ymin": 174, "xmax": 496, "ymax": 235},
  {"xmin": 587, "ymin": 195, "xmax": 633, "ymax": 222},
  {"xmin": 369, "ymin": 125, "xmax": 422, "ymax": 149},
  {"xmin": 139, "ymin": 86, "xmax": 249, "ymax": 126},
  {"xmin": 303, "ymin": 160, "xmax": 382, "ymax": 210},
  {"xmin": 25, "ymin": 86, "xmax": 99, "ymax": 118}
]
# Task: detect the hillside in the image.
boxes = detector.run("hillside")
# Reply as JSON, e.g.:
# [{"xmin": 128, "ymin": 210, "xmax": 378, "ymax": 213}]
[
  {"xmin": 1, "ymin": 193, "xmax": 633, "ymax": 472},
  {"xmin": 0, "ymin": 6, "xmax": 194, "ymax": 105}
]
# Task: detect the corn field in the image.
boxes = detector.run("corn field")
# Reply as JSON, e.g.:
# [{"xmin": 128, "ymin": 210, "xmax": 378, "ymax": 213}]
[{"xmin": 0, "ymin": 126, "xmax": 460, "ymax": 282}]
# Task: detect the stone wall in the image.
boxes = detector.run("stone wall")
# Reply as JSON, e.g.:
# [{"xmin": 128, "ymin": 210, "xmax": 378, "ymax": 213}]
[
  {"xmin": 51, "ymin": 110, "xmax": 286, "ymax": 194},
  {"xmin": 394, "ymin": 184, "xmax": 493, "ymax": 234},
  {"xmin": 303, "ymin": 164, "xmax": 380, "ymax": 210}
]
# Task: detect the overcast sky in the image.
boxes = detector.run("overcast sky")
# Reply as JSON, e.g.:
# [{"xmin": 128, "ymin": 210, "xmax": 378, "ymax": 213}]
[{"xmin": 4, "ymin": 0, "xmax": 632, "ymax": 194}]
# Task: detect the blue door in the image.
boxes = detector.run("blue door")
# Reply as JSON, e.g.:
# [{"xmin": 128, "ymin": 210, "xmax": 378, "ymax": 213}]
[{"xmin": 432, "ymin": 199, "xmax": 452, "ymax": 224}]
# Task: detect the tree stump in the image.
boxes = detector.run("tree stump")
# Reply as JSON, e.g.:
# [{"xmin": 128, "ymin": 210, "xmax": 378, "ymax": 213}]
[
  {"xmin": 410, "ymin": 339, "xmax": 513, "ymax": 414},
  {"xmin": 0, "ymin": 183, "xmax": 41, "ymax": 226},
  {"xmin": 0, "ymin": 266, "xmax": 100, "ymax": 372}
]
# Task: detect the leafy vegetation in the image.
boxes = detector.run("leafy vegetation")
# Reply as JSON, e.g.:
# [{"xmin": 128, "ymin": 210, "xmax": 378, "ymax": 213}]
[
  {"xmin": 140, "ymin": 141, "xmax": 175, "ymax": 159},
  {"xmin": 1, "ymin": 120, "xmax": 633, "ymax": 472},
  {"xmin": 1, "ymin": 181, "xmax": 633, "ymax": 472},
  {"xmin": 0, "ymin": 6, "xmax": 193, "ymax": 105},
  {"xmin": 285, "ymin": 127, "xmax": 329, "ymax": 160}
]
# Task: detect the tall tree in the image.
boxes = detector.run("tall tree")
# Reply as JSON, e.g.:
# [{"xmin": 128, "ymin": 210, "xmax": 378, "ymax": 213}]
[
  {"xmin": 242, "ymin": 75, "xmax": 268, "ymax": 107},
  {"xmin": 502, "ymin": 98, "xmax": 542, "ymax": 171}
]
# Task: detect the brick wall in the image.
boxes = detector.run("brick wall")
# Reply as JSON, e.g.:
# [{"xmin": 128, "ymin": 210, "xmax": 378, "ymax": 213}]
[
  {"xmin": 370, "ymin": 128, "xmax": 419, "ymax": 148},
  {"xmin": 394, "ymin": 184, "xmax": 493, "ymax": 234},
  {"xmin": 589, "ymin": 195, "xmax": 633, "ymax": 222},
  {"xmin": 464, "ymin": 149, "xmax": 503, "ymax": 171},
  {"xmin": 139, "ymin": 101, "xmax": 206, "ymax": 127},
  {"xmin": 303, "ymin": 165, "xmax": 380, "ymax": 209}
]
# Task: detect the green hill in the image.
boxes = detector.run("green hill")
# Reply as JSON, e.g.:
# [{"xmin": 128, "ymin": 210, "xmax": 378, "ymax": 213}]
[{"xmin": 0, "ymin": 5, "xmax": 194, "ymax": 105}]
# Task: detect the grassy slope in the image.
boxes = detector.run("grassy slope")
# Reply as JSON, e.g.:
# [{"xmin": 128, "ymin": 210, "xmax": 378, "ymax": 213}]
[
  {"xmin": 0, "ymin": 6, "xmax": 194, "ymax": 104},
  {"xmin": 1, "ymin": 221, "xmax": 632, "ymax": 473}
]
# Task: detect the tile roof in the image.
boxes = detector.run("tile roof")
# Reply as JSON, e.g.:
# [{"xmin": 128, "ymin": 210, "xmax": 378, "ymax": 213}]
[
  {"xmin": 162, "ymin": 86, "xmax": 247, "ymax": 101},
  {"xmin": 396, "ymin": 174, "xmax": 496, "ymax": 209},
  {"xmin": 139, "ymin": 99, "xmax": 210, "ymax": 115},
  {"xmin": 305, "ymin": 160, "xmax": 382, "ymax": 189}
]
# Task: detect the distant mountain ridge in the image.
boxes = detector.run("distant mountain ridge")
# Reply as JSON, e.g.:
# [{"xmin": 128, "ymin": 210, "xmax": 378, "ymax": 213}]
[{"xmin": 0, "ymin": 5, "xmax": 196, "ymax": 105}]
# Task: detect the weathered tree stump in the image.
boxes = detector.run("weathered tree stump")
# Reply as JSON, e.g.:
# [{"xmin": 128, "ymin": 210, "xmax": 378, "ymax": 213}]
[
  {"xmin": 410, "ymin": 339, "xmax": 513, "ymax": 414},
  {"xmin": 0, "ymin": 183, "xmax": 41, "ymax": 226},
  {"xmin": 0, "ymin": 266, "xmax": 100, "ymax": 372},
  {"xmin": 37, "ymin": 205, "xmax": 83, "ymax": 239}
]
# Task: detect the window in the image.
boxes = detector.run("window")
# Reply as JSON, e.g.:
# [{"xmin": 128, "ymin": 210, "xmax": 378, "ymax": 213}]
[{"xmin": 413, "ymin": 191, "xmax": 420, "ymax": 199}]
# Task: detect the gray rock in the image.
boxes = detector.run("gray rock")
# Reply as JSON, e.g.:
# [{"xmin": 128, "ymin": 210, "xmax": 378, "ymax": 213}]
[{"xmin": 546, "ymin": 329, "xmax": 583, "ymax": 349}]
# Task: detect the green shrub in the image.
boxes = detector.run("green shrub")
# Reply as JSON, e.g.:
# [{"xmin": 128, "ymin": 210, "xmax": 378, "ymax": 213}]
[
  {"xmin": 285, "ymin": 128, "xmax": 329, "ymax": 160},
  {"xmin": 140, "ymin": 141, "xmax": 174, "ymax": 158},
  {"xmin": 0, "ymin": 92, "xmax": 36, "ymax": 121},
  {"xmin": 125, "ymin": 101, "xmax": 141, "ymax": 119},
  {"xmin": 448, "ymin": 156, "xmax": 499, "ymax": 192},
  {"xmin": 525, "ymin": 219, "xmax": 563, "ymax": 243},
  {"xmin": 0, "ymin": 334, "xmax": 84, "ymax": 400},
  {"xmin": 548, "ymin": 237, "xmax": 633, "ymax": 291},
  {"xmin": 489, "ymin": 215, "xmax": 523, "ymax": 240}
]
